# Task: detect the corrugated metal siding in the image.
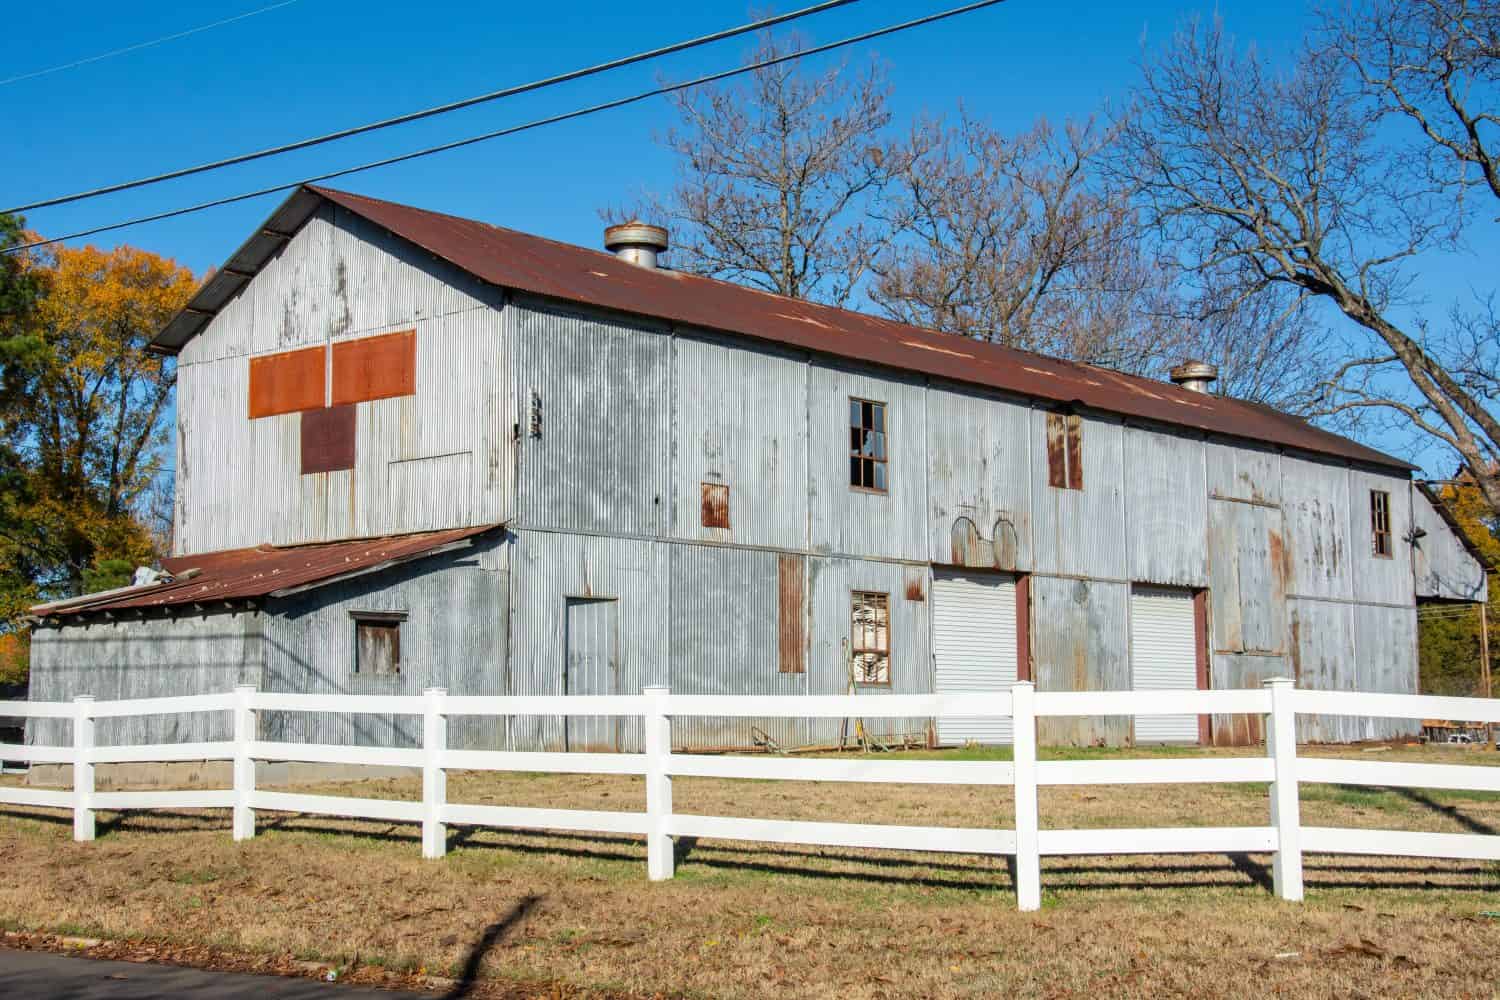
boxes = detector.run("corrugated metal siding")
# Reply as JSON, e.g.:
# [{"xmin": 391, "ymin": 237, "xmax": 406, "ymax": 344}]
[
  {"xmin": 1282, "ymin": 456, "xmax": 1354, "ymax": 600},
  {"xmin": 1124, "ymin": 427, "xmax": 1208, "ymax": 587},
  {"xmin": 1129, "ymin": 586, "xmax": 1200, "ymax": 743},
  {"xmin": 1412, "ymin": 486, "xmax": 1487, "ymax": 601},
  {"xmin": 1288, "ymin": 597, "xmax": 1360, "ymax": 743},
  {"xmin": 1207, "ymin": 499, "xmax": 1288, "ymax": 654},
  {"xmin": 925, "ymin": 386, "xmax": 1033, "ymax": 571},
  {"xmin": 1206, "ymin": 440, "xmax": 1281, "ymax": 504},
  {"xmin": 1031, "ymin": 576, "xmax": 1130, "ymax": 746},
  {"xmin": 1349, "ymin": 468, "xmax": 1415, "ymax": 607},
  {"xmin": 1208, "ymin": 652, "xmax": 1285, "ymax": 746},
  {"xmin": 1029, "ymin": 412, "xmax": 1127, "ymax": 579},
  {"xmin": 807, "ymin": 363, "xmax": 928, "ymax": 562},
  {"xmin": 506, "ymin": 529, "xmax": 668, "ymax": 751},
  {"xmin": 175, "ymin": 206, "xmax": 509, "ymax": 554},
  {"xmin": 1353, "ymin": 602, "xmax": 1420, "ymax": 742},
  {"xmin": 671, "ymin": 331, "xmax": 808, "ymax": 550},
  {"xmin": 27, "ymin": 615, "xmax": 263, "ymax": 748},
  {"xmin": 260, "ymin": 538, "xmax": 507, "ymax": 750},
  {"xmin": 932, "ymin": 570, "xmax": 1017, "ymax": 744},
  {"xmin": 669, "ymin": 544, "xmax": 807, "ymax": 750},
  {"xmin": 514, "ymin": 304, "xmax": 670, "ymax": 537},
  {"xmin": 806, "ymin": 556, "xmax": 931, "ymax": 746}
]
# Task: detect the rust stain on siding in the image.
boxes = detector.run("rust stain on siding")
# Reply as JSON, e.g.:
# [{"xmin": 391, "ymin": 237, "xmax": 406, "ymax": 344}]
[
  {"xmin": 1045, "ymin": 413, "xmax": 1068, "ymax": 488},
  {"xmin": 1065, "ymin": 414, "xmax": 1084, "ymax": 490},
  {"xmin": 903, "ymin": 570, "xmax": 925, "ymax": 602},
  {"xmin": 700, "ymin": 482, "xmax": 730, "ymax": 529},
  {"xmin": 777, "ymin": 554, "xmax": 805, "ymax": 674},
  {"xmin": 331, "ymin": 330, "xmax": 416, "ymax": 406},
  {"xmin": 300, "ymin": 405, "xmax": 356, "ymax": 474},
  {"xmin": 248, "ymin": 345, "xmax": 326, "ymax": 418}
]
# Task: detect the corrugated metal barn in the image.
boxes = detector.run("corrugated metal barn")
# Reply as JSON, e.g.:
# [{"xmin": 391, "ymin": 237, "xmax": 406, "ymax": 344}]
[{"xmin": 27, "ymin": 185, "xmax": 1489, "ymax": 753}]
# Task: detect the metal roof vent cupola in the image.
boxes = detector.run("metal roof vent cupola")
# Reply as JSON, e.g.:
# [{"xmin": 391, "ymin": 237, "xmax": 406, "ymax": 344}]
[
  {"xmin": 604, "ymin": 221, "xmax": 669, "ymax": 269},
  {"xmin": 1169, "ymin": 359, "xmax": 1219, "ymax": 394}
]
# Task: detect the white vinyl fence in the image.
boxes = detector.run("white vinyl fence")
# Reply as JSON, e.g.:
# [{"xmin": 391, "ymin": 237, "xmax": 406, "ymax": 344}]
[{"xmin": 3, "ymin": 679, "xmax": 1499, "ymax": 911}]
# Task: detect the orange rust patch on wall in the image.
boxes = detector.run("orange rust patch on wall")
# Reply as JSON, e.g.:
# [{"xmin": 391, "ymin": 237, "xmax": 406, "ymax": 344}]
[
  {"xmin": 331, "ymin": 330, "xmax": 416, "ymax": 405},
  {"xmin": 301, "ymin": 405, "xmax": 356, "ymax": 474},
  {"xmin": 777, "ymin": 554, "xmax": 806, "ymax": 674},
  {"xmin": 248, "ymin": 346, "xmax": 326, "ymax": 418},
  {"xmin": 700, "ymin": 483, "xmax": 730, "ymax": 529}
]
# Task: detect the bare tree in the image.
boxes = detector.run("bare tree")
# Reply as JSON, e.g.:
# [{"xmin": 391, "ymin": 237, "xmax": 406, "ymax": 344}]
[
  {"xmin": 1326, "ymin": 0, "xmax": 1500, "ymax": 209},
  {"xmin": 1122, "ymin": 17, "xmax": 1500, "ymax": 514},
  {"xmin": 636, "ymin": 34, "xmax": 905, "ymax": 306}
]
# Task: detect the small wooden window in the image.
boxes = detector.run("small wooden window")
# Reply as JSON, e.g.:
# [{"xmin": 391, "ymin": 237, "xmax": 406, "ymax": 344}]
[
  {"xmin": 352, "ymin": 612, "xmax": 405, "ymax": 676},
  {"xmin": 1370, "ymin": 489, "xmax": 1392, "ymax": 558},
  {"xmin": 1046, "ymin": 412, "xmax": 1084, "ymax": 490},
  {"xmin": 849, "ymin": 398, "xmax": 888, "ymax": 493},
  {"xmin": 850, "ymin": 590, "xmax": 891, "ymax": 685}
]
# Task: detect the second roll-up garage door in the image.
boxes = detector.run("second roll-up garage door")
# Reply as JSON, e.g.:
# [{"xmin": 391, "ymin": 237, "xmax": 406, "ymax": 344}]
[
  {"xmin": 933, "ymin": 570, "xmax": 1018, "ymax": 745},
  {"xmin": 1129, "ymin": 586, "xmax": 1201, "ymax": 744}
]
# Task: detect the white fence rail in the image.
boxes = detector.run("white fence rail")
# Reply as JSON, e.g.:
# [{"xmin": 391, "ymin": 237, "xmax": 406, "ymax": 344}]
[{"xmin": 2, "ymin": 679, "xmax": 1499, "ymax": 910}]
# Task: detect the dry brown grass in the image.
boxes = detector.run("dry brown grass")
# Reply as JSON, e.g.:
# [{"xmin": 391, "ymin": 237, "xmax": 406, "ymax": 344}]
[{"xmin": 2, "ymin": 744, "xmax": 1498, "ymax": 998}]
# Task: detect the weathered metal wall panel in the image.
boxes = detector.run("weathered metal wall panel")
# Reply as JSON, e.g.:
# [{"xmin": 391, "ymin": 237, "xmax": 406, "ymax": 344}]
[
  {"xmin": 807, "ymin": 363, "xmax": 929, "ymax": 562},
  {"xmin": 514, "ymin": 303, "xmax": 670, "ymax": 537},
  {"xmin": 1353, "ymin": 602, "xmax": 1420, "ymax": 742},
  {"xmin": 27, "ymin": 614, "xmax": 264, "ymax": 748},
  {"xmin": 1029, "ymin": 411, "xmax": 1127, "ymax": 580},
  {"xmin": 1124, "ymin": 426, "xmax": 1208, "ymax": 587},
  {"xmin": 669, "ymin": 544, "xmax": 807, "ymax": 749},
  {"xmin": 671, "ymin": 331, "xmax": 808, "ymax": 550},
  {"xmin": 1412, "ymin": 486, "xmax": 1487, "ymax": 601},
  {"xmin": 1349, "ymin": 467, "xmax": 1415, "ymax": 607},
  {"xmin": 1031, "ymin": 576, "xmax": 1130, "ymax": 746},
  {"xmin": 1281, "ymin": 456, "xmax": 1354, "ymax": 601},
  {"xmin": 175, "ymin": 207, "xmax": 510, "ymax": 554},
  {"xmin": 260, "ymin": 538, "xmax": 508, "ymax": 750},
  {"xmin": 924, "ymin": 385, "xmax": 1033, "ymax": 571},
  {"xmin": 506, "ymin": 529, "xmax": 668, "ymax": 751},
  {"xmin": 1207, "ymin": 499, "xmax": 1288, "ymax": 654},
  {"xmin": 806, "ymin": 556, "xmax": 932, "ymax": 745},
  {"xmin": 1206, "ymin": 440, "xmax": 1281, "ymax": 504},
  {"xmin": 1208, "ymin": 652, "xmax": 1287, "ymax": 746},
  {"xmin": 1288, "ymin": 597, "xmax": 1360, "ymax": 743}
]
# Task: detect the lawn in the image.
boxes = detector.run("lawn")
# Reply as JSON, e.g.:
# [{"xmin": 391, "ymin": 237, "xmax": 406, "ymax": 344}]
[{"xmin": 1, "ymin": 743, "xmax": 1498, "ymax": 998}]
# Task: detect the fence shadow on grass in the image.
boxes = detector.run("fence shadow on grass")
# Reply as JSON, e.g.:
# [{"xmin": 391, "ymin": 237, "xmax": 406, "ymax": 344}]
[{"xmin": 1391, "ymin": 786, "xmax": 1498, "ymax": 836}]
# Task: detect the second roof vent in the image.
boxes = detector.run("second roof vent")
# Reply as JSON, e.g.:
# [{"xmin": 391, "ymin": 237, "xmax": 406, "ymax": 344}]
[
  {"xmin": 604, "ymin": 221, "xmax": 669, "ymax": 269},
  {"xmin": 1169, "ymin": 359, "xmax": 1220, "ymax": 394}
]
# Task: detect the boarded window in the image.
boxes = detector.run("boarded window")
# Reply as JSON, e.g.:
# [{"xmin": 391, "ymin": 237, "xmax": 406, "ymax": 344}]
[
  {"xmin": 300, "ymin": 404, "xmax": 356, "ymax": 474},
  {"xmin": 701, "ymin": 482, "xmax": 730, "ymax": 529},
  {"xmin": 331, "ymin": 330, "xmax": 417, "ymax": 406},
  {"xmin": 1045, "ymin": 412, "xmax": 1084, "ymax": 490},
  {"xmin": 248, "ymin": 345, "xmax": 326, "ymax": 418},
  {"xmin": 850, "ymin": 590, "xmax": 891, "ymax": 685},
  {"xmin": 352, "ymin": 613, "xmax": 405, "ymax": 676},
  {"xmin": 778, "ymin": 554, "xmax": 806, "ymax": 674},
  {"xmin": 1370, "ymin": 489, "xmax": 1392, "ymax": 558},
  {"xmin": 848, "ymin": 398, "xmax": 888, "ymax": 492}
]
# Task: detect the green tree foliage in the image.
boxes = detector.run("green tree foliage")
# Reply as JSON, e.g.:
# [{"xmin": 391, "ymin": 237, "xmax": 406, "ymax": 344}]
[{"xmin": 1418, "ymin": 481, "xmax": 1498, "ymax": 696}]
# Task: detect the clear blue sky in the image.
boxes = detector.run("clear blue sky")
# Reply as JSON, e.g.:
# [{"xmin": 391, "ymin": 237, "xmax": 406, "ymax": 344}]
[{"xmin": 3, "ymin": 0, "xmax": 1492, "ymax": 474}]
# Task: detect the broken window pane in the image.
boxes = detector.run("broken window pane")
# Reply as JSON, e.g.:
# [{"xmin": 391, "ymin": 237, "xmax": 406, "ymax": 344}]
[
  {"xmin": 848, "ymin": 398, "xmax": 888, "ymax": 493},
  {"xmin": 850, "ymin": 590, "xmax": 891, "ymax": 685}
]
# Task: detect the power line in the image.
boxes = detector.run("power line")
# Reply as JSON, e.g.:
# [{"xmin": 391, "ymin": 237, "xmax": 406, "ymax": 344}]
[
  {"xmin": 0, "ymin": 1, "xmax": 302, "ymax": 88},
  {"xmin": 6, "ymin": 0, "xmax": 1010, "ymax": 254},
  {"xmin": 3, "ymin": 1, "xmax": 860, "ymax": 215}
]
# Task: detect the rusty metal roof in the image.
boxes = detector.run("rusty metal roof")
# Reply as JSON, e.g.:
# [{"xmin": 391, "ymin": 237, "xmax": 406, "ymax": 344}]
[
  {"xmin": 153, "ymin": 185, "xmax": 1415, "ymax": 472},
  {"xmin": 31, "ymin": 525, "xmax": 499, "ymax": 621}
]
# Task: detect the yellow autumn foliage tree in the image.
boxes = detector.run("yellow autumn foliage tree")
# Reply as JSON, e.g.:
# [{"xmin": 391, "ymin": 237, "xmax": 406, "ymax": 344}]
[
  {"xmin": 1418, "ymin": 478, "xmax": 1498, "ymax": 696},
  {"xmin": 0, "ymin": 241, "xmax": 198, "ymax": 643}
]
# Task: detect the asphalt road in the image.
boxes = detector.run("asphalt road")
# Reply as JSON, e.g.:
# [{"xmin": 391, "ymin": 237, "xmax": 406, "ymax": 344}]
[{"xmin": 0, "ymin": 948, "xmax": 431, "ymax": 998}]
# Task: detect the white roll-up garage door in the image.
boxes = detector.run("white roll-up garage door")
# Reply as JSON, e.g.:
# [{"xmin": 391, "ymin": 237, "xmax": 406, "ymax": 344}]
[
  {"xmin": 1129, "ymin": 586, "xmax": 1200, "ymax": 744},
  {"xmin": 933, "ymin": 570, "xmax": 1018, "ymax": 745}
]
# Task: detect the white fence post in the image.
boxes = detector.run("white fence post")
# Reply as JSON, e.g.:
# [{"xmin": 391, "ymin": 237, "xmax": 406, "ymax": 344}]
[
  {"xmin": 1011, "ymin": 681, "xmax": 1041, "ymax": 911},
  {"xmin": 1264, "ymin": 677, "xmax": 1303, "ymax": 901},
  {"xmin": 422, "ymin": 687, "xmax": 448, "ymax": 860},
  {"xmin": 72, "ymin": 696, "xmax": 95, "ymax": 842},
  {"xmin": 644, "ymin": 685, "xmax": 674, "ymax": 880},
  {"xmin": 232, "ymin": 685, "xmax": 257, "ymax": 841}
]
